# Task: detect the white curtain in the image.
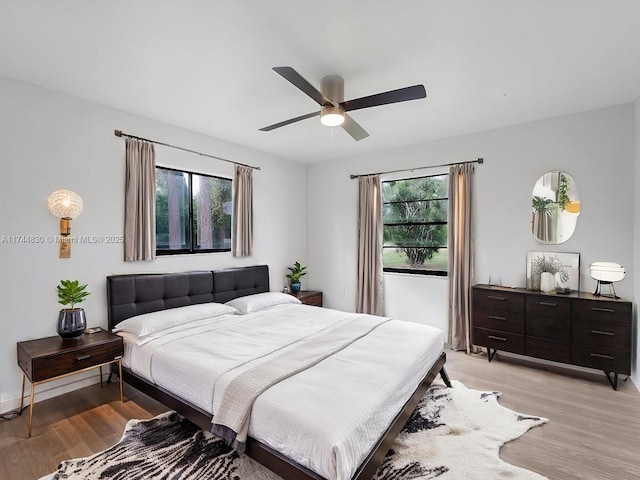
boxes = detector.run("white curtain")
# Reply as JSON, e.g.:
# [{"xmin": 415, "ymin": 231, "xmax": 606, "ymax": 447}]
[
  {"xmin": 356, "ymin": 175, "xmax": 384, "ymax": 315},
  {"xmin": 232, "ymin": 165, "xmax": 253, "ymax": 257},
  {"xmin": 448, "ymin": 163, "xmax": 475, "ymax": 352},
  {"xmin": 124, "ymin": 138, "xmax": 156, "ymax": 261}
]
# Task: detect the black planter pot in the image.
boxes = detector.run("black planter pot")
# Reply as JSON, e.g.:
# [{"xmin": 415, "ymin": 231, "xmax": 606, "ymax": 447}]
[{"xmin": 57, "ymin": 308, "xmax": 87, "ymax": 339}]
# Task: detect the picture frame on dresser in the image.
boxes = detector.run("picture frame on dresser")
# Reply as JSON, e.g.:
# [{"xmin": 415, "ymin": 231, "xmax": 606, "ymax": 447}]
[{"xmin": 526, "ymin": 250, "xmax": 580, "ymax": 292}]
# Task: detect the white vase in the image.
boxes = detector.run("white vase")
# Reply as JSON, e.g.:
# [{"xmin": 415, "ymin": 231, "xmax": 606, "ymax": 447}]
[{"xmin": 540, "ymin": 272, "xmax": 555, "ymax": 292}]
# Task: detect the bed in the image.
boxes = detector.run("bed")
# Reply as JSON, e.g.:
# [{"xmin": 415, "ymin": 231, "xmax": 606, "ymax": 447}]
[{"xmin": 107, "ymin": 265, "xmax": 450, "ymax": 480}]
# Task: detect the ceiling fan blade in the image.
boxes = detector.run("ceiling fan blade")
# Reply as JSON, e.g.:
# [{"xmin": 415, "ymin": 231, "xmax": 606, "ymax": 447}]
[
  {"xmin": 259, "ymin": 111, "xmax": 321, "ymax": 132},
  {"xmin": 273, "ymin": 66, "xmax": 333, "ymax": 107},
  {"xmin": 341, "ymin": 114, "xmax": 369, "ymax": 141},
  {"xmin": 340, "ymin": 84, "xmax": 426, "ymax": 112}
]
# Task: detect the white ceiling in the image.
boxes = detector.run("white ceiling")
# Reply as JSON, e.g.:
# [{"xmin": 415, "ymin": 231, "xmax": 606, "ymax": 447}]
[{"xmin": 2, "ymin": 0, "xmax": 639, "ymax": 163}]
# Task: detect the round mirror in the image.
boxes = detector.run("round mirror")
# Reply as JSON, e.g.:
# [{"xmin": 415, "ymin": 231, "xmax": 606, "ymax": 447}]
[{"xmin": 531, "ymin": 171, "xmax": 580, "ymax": 244}]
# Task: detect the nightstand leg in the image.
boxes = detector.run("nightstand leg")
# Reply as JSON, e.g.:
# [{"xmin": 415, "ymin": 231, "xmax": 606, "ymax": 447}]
[
  {"xmin": 19, "ymin": 373, "xmax": 25, "ymax": 413},
  {"xmin": 28, "ymin": 383, "xmax": 35, "ymax": 437},
  {"xmin": 99, "ymin": 366, "xmax": 103, "ymax": 387},
  {"xmin": 118, "ymin": 359, "xmax": 124, "ymax": 403}
]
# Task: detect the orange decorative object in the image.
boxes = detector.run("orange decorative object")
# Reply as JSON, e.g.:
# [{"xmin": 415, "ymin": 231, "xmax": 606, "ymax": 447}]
[{"xmin": 565, "ymin": 200, "xmax": 581, "ymax": 213}]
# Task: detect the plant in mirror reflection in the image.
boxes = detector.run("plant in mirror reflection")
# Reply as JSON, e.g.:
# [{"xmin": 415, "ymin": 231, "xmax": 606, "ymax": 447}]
[{"xmin": 531, "ymin": 196, "xmax": 556, "ymax": 216}]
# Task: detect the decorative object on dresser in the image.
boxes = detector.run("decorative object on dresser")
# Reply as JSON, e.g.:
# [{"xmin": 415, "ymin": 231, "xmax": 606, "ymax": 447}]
[
  {"xmin": 285, "ymin": 260, "xmax": 307, "ymax": 293},
  {"xmin": 56, "ymin": 279, "xmax": 90, "ymax": 338},
  {"xmin": 289, "ymin": 290, "xmax": 323, "ymax": 307},
  {"xmin": 472, "ymin": 284, "xmax": 632, "ymax": 390},
  {"xmin": 590, "ymin": 262, "xmax": 626, "ymax": 299},
  {"xmin": 46, "ymin": 189, "xmax": 83, "ymax": 258},
  {"xmin": 526, "ymin": 251, "xmax": 579, "ymax": 292},
  {"xmin": 16, "ymin": 331, "xmax": 124, "ymax": 436}
]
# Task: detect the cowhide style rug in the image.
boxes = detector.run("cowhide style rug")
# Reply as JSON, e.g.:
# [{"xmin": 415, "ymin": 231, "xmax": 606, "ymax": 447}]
[{"xmin": 44, "ymin": 380, "xmax": 548, "ymax": 480}]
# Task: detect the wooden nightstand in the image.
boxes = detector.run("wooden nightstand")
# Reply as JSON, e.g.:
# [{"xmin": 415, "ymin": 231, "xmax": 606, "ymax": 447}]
[
  {"xmin": 17, "ymin": 330, "xmax": 124, "ymax": 436},
  {"xmin": 291, "ymin": 290, "xmax": 323, "ymax": 307}
]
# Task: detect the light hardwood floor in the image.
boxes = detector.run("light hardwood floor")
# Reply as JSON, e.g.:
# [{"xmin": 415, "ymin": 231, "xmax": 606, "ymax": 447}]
[{"xmin": 1, "ymin": 350, "xmax": 639, "ymax": 479}]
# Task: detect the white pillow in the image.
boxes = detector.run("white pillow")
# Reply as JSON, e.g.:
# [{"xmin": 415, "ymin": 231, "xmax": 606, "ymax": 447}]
[
  {"xmin": 225, "ymin": 292, "xmax": 301, "ymax": 314},
  {"xmin": 112, "ymin": 302, "xmax": 238, "ymax": 338}
]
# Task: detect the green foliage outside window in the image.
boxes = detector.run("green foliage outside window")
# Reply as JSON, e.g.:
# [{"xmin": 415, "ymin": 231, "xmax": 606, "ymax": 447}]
[{"xmin": 382, "ymin": 174, "xmax": 448, "ymax": 274}]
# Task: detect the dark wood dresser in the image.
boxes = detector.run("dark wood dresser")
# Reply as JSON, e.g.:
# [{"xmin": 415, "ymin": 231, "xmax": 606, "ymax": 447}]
[{"xmin": 472, "ymin": 284, "xmax": 632, "ymax": 390}]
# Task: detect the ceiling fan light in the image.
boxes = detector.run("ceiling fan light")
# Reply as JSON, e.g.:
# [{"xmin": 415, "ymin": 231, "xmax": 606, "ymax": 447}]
[{"xmin": 320, "ymin": 106, "xmax": 345, "ymax": 127}]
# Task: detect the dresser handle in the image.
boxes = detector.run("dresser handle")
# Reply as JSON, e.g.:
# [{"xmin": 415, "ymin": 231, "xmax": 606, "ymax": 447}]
[
  {"xmin": 76, "ymin": 354, "xmax": 92, "ymax": 361},
  {"xmin": 590, "ymin": 353, "xmax": 614, "ymax": 360},
  {"xmin": 539, "ymin": 301, "xmax": 557, "ymax": 307},
  {"xmin": 488, "ymin": 335, "xmax": 507, "ymax": 342},
  {"xmin": 488, "ymin": 315, "xmax": 507, "ymax": 321},
  {"xmin": 590, "ymin": 330, "xmax": 614, "ymax": 336},
  {"xmin": 487, "ymin": 295, "xmax": 506, "ymax": 301},
  {"xmin": 591, "ymin": 307, "xmax": 615, "ymax": 313}
]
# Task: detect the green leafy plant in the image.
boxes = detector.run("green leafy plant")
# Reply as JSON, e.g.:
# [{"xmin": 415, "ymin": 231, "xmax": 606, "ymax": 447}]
[
  {"xmin": 531, "ymin": 255, "xmax": 569, "ymax": 283},
  {"xmin": 286, "ymin": 261, "xmax": 307, "ymax": 284},
  {"xmin": 57, "ymin": 280, "xmax": 90, "ymax": 309},
  {"xmin": 532, "ymin": 196, "xmax": 556, "ymax": 216},
  {"xmin": 556, "ymin": 174, "xmax": 570, "ymax": 210}
]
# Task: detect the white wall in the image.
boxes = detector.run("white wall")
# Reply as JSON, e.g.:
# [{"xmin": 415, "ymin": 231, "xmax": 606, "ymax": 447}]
[
  {"xmin": 0, "ymin": 76, "xmax": 307, "ymax": 411},
  {"xmin": 633, "ymin": 97, "xmax": 640, "ymax": 387},
  {"xmin": 308, "ymin": 104, "xmax": 636, "ymax": 355}
]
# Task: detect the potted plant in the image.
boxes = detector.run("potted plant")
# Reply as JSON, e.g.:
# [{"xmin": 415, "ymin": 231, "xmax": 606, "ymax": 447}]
[
  {"xmin": 286, "ymin": 261, "xmax": 307, "ymax": 293},
  {"xmin": 531, "ymin": 196, "xmax": 557, "ymax": 242},
  {"xmin": 56, "ymin": 279, "xmax": 90, "ymax": 339}
]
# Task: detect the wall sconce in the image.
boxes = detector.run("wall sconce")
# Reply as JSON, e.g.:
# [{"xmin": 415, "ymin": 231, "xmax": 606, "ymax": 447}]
[{"xmin": 47, "ymin": 189, "xmax": 83, "ymax": 258}]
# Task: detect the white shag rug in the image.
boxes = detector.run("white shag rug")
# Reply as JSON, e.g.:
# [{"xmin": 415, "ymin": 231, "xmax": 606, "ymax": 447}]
[{"xmin": 44, "ymin": 380, "xmax": 548, "ymax": 479}]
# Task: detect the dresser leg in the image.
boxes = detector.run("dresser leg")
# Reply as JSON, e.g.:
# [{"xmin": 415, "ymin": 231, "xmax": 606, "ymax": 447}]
[
  {"xmin": 19, "ymin": 374, "xmax": 25, "ymax": 413},
  {"xmin": 487, "ymin": 347, "xmax": 497, "ymax": 362},
  {"xmin": 604, "ymin": 371, "xmax": 618, "ymax": 390}
]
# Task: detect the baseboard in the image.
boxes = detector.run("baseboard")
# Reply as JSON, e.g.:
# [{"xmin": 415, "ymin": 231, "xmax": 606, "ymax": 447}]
[{"xmin": 0, "ymin": 371, "xmax": 102, "ymax": 415}]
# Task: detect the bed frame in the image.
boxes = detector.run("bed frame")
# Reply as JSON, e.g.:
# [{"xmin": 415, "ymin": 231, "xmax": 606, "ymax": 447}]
[{"xmin": 107, "ymin": 265, "xmax": 450, "ymax": 480}]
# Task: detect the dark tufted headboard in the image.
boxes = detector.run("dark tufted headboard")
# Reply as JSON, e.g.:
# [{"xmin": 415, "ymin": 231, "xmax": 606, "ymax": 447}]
[{"xmin": 107, "ymin": 265, "xmax": 270, "ymax": 329}]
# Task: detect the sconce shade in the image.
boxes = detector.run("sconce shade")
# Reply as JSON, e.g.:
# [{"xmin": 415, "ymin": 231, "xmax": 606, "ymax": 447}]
[{"xmin": 47, "ymin": 189, "xmax": 83, "ymax": 219}]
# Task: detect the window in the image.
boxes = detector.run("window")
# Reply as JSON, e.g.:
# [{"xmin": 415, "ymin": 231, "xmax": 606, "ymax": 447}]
[
  {"xmin": 382, "ymin": 174, "xmax": 449, "ymax": 275},
  {"xmin": 155, "ymin": 167, "xmax": 232, "ymax": 255}
]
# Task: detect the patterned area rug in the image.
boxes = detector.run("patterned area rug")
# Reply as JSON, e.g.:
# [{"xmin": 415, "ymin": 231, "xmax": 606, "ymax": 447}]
[{"xmin": 43, "ymin": 380, "xmax": 548, "ymax": 480}]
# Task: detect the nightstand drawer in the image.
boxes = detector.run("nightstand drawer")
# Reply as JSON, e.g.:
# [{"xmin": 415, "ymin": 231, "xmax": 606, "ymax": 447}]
[
  {"xmin": 30, "ymin": 342, "xmax": 122, "ymax": 381},
  {"xmin": 291, "ymin": 290, "xmax": 323, "ymax": 307}
]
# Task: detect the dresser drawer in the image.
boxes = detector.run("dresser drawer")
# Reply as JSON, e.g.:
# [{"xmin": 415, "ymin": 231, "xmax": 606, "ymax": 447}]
[
  {"xmin": 526, "ymin": 295, "xmax": 571, "ymax": 319},
  {"xmin": 526, "ymin": 315, "xmax": 570, "ymax": 342},
  {"xmin": 573, "ymin": 299, "xmax": 632, "ymax": 326},
  {"xmin": 571, "ymin": 344, "xmax": 630, "ymax": 375},
  {"xmin": 473, "ymin": 308, "xmax": 524, "ymax": 334},
  {"xmin": 526, "ymin": 337, "xmax": 571, "ymax": 364},
  {"xmin": 25, "ymin": 340, "xmax": 123, "ymax": 382},
  {"xmin": 473, "ymin": 288, "xmax": 524, "ymax": 313},
  {"xmin": 473, "ymin": 327, "xmax": 525, "ymax": 355},
  {"xmin": 573, "ymin": 322, "xmax": 630, "ymax": 350}
]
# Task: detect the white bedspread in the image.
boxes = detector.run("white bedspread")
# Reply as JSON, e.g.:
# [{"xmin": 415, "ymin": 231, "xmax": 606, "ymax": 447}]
[{"xmin": 121, "ymin": 304, "xmax": 444, "ymax": 480}]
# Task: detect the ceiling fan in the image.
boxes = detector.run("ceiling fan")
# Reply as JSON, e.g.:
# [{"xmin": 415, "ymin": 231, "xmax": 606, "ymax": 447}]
[{"xmin": 260, "ymin": 66, "xmax": 427, "ymax": 141}]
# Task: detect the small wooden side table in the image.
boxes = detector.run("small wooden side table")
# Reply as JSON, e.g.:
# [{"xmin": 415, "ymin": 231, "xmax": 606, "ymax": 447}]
[
  {"xmin": 290, "ymin": 290, "xmax": 323, "ymax": 307},
  {"xmin": 17, "ymin": 330, "xmax": 124, "ymax": 436}
]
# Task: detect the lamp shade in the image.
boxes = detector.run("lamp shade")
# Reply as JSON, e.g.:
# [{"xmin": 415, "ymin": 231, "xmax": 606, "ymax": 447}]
[
  {"xmin": 47, "ymin": 189, "xmax": 83, "ymax": 219},
  {"xmin": 589, "ymin": 262, "xmax": 625, "ymax": 283}
]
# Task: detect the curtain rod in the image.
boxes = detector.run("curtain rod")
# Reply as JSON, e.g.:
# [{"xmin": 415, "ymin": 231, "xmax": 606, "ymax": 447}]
[
  {"xmin": 349, "ymin": 157, "xmax": 483, "ymax": 179},
  {"xmin": 114, "ymin": 130, "xmax": 261, "ymax": 171}
]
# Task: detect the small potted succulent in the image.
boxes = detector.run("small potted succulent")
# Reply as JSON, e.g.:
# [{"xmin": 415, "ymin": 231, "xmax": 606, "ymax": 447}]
[
  {"xmin": 56, "ymin": 279, "xmax": 90, "ymax": 339},
  {"xmin": 286, "ymin": 261, "xmax": 307, "ymax": 293}
]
